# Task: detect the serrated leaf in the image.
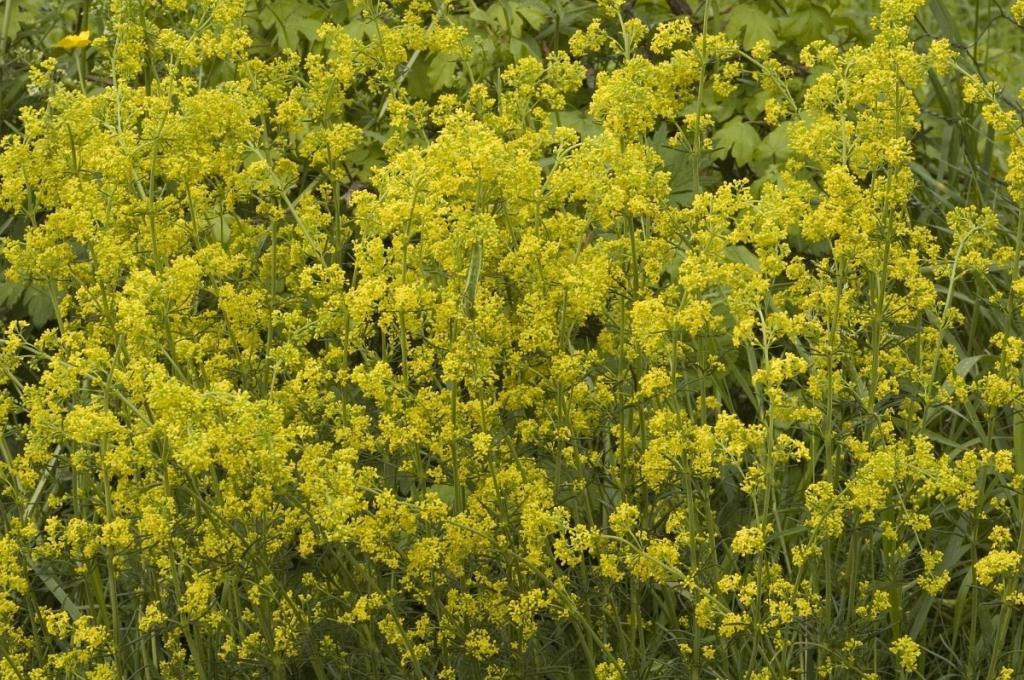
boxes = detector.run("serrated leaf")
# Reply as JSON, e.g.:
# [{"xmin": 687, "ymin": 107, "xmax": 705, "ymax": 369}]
[
  {"xmin": 501, "ymin": 4, "xmax": 525, "ymax": 37},
  {"xmin": 0, "ymin": 281, "xmax": 26, "ymax": 308},
  {"xmin": 343, "ymin": 18, "xmax": 371, "ymax": 41},
  {"xmin": 510, "ymin": 35, "xmax": 540, "ymax": 60},
  {"xmin": 23, "ymin": 285, "xmax": 55, "ymax": 327},
  {"xmin": 207, "ymin": 210, "xmax": 234, "ymax": 245},
  {"xmin": 469, "ymin": 6, "xmax": 495, "ymax": 26},
  {"xmin": 550, "ymin": 110, "xmax": 600, "ymax": 137},
  {"xmin": 426, "ymin": 53, "xmax": 459, "ymax": 91},
  {"xmin": 514, "ymin": 1, "xmax": 550, "ymax": 31},
  {"xmin": 713, "ymin": 117, "xmax": 760, "ymax": 167},
  {"xmin": 427, "ymin": 484, "xmax": 457, "ymax": 510},
  {"xmin": 753, "ymin": 124, "xmax": 789, "ymax": 164},
  {"xmin": 742, "ymin": 89, "xmax": 772, "ymax": 121},
  {"xmin": 724, "ymin": 244, "xmax": 759, "ymax": 271},
  {"xmin": 778, "ymin": 7, "xmax": 833, "ymax": 43},
  {"xmin": 724, "ymin": 5, "xmax": 778, "ymax": 49},
  {"xmin": 259, "ymin": 0, "xmax": 325, "ymax": 49}
]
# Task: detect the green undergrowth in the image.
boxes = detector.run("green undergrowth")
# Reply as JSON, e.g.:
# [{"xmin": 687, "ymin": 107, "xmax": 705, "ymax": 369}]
[{"xmin": 1, "ymin": 0, "xmax": 1024, "ymax": 678}]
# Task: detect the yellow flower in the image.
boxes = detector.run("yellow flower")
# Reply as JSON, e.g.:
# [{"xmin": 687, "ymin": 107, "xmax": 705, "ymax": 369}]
[
  {"xmin": 730, "ymin": 526, "xmax": 768, "ymax": 556},
  {"xmin": 889, "ymin": 635, "xmax": 921, "ymax": 673},
  {"xmin": 55, "ymin": 31, "xmax": 91, "ymax": 50},
  {"xmin": 975, "ymin": 550, "xmax": 1023, "ymax": 587},
  {"xmin": 1013, "ymin": 0, "xmax": 1024, "ymax": 23},
  {"xmin": 465, "ymin": 629, "xmax": 499, "ymax": 660},
  {"xmin": 595, "ymin": 660, "xmax": 627, "ymax": 680}
]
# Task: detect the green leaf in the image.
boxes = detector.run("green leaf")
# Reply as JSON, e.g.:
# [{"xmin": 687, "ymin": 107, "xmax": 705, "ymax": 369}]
[
  {"xmin": 405, "ymin": 59, "xmax": 434, "ymax": 100},
  {"xmin": 724, "ymin": 5, "xmax": 778, "ymax": 49},
  {"xmin": 925, "ymin": 0, "xmax": 961, "ymax": 44},
  {"xmin": 462, "ymin": 242, "xmax": 482, "ymax": 319},
  {"xmin": 342, "ymin": 17, "xmax": 371, "ymax": 41},
  {"xmin": 954, "ymin": 355, "xmax": 986, "ymax": 379},
  {"xmin": 259, "ymin": 0, "xmax": 325, "ymax": 50},
  {"xmin": 713, "ymin": 117, "xmax": 760, "ymax": 167},
  {"xmin": 510, "ymin": 34, "xmax": 541, "ymax": 60},
  {"xmin": 1, "ymin": 0, "xmax": 57, "ymax": 38},
  {"xmin": 550, "ymin": 110, "xmax": 600, "ymax": 137},
  {"xmin": 724, "ymin": 244, "xmax": 759, "ymax": 271},
  {"xmin": 0, "ymin": 281, "xmax": 26, "ymax": 309},
  {"xmin": 753, "ymin": 123, "xmax": 789, "ymax": 164},
  {"xmin": 427, "ymin": 484, "xmax": 457, "ymax": 510},
  {"xmin": 651, "ymin": 121, "xmax": 692, "ymax": 200},
  {"xmin": 472, "ymin": 3, "xmax": 520, "ymax": 35},
  {"xmin": 778, "ymin": 6, "xmax": 833, "ymax": 44},
  {"xmin": 207, "ymin": 210, "xmax": 234, "ymax": 245},
  {"xmin": 32, "ymin": 560, "xmax": 83, "ymax": 620},
  {"xmin": 426, "ymin": 53, "xmax": 459, "ymax": 91},
  {"xmin": 514, "ymin": 1, "xmax": 550, "ymax": 31},
  {"xmin": 23, "ymin": 285, "xmax": 54, "ymax": 327}
]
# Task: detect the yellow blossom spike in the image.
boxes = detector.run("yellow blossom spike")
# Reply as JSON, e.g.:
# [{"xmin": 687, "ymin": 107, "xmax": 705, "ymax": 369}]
[{"xmin": 55, "ymin": 30, "xmax": 91, "ymax": 50}]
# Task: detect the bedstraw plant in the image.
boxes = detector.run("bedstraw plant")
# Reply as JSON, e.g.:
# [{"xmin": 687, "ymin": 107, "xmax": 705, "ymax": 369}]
[{"xmin": 1, "ymin": 0, "xmax": 1023, "ymax": 677}]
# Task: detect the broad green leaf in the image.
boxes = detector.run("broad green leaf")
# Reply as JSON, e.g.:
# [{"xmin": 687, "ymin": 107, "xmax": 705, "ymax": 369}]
[
  {"xmin": 259, "ymin": 0, "xmax": 325, "ymax": 50},
  {"xmin": 426, "ymin": 53, "xmax": 459, "ymax": 91},
  {"xmin": 207, "ymin": 210, "xmax": 235, "ymax": 245},
  {"xmin": 0, "ymin": 281, "xmax": 25, "ymax": 308},
  {"xmin": 753, "ymin": 123, "xmax": 789, "ymax": 164},
  {"xmin": 514, "ymin": 1, "xmax": 550, "ymax": 31},
  {"xmin": 725, "ymin": 5, "xmax": 778, "ymax": 49},
  {"xmin": 427, "ymin": 484, "xmax": 457, "ymax": 510},
  {"xmin": 405, "ymin": 58, "xmax": 434, "ymax": 99},
  {"xmin": 742, "ymin": 89, "xmax": 772, "ymax": 121},
  {"xmin": 713, "ymin": 117, "xmax": 760, "ymax": 167},
  {"xmin": 472, "ymin": 3, "xmax": 521, "ymax": 35},
  {"xmin": 342, "ymin": 17, "xmax": 371, "ymax": 41},
  {"xmin": 550, "ymin": 109, "xmax": 600, "ymax": 137},
  {"xmin": 1, "ymin": 0, "xmax": 47, "ymax": 36},
  {"xmin": 724, "ymin": 244, "xmax": 759, "ymax": 271},
  {"xmin": 778, "ymin": 6, "xmax": 833, "ymax": 43},
  {"xmin": 510, "ymin": 35, "xmax": 541, "ymax": 60},
  {"xmin": 23, "ymin": 285, "xmax": 54, "ymax": 327}
]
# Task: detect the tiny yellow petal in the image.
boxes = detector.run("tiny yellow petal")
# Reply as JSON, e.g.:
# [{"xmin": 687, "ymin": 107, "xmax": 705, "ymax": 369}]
[{"xmin": 55, "ymin": 31, "xmax": 91, "ymax": 50}]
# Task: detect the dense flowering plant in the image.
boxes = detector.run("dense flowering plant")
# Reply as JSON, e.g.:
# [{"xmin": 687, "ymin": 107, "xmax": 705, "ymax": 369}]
[{"xmin": 1, "ymin": 0, "xmax": 1023, "ymax": 677}]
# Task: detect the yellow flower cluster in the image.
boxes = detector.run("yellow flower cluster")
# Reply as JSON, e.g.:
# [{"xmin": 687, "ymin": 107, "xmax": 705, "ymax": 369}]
[{"xmin": 1, "ymin": 0, "xmax": 1023, "ymax": 677}]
